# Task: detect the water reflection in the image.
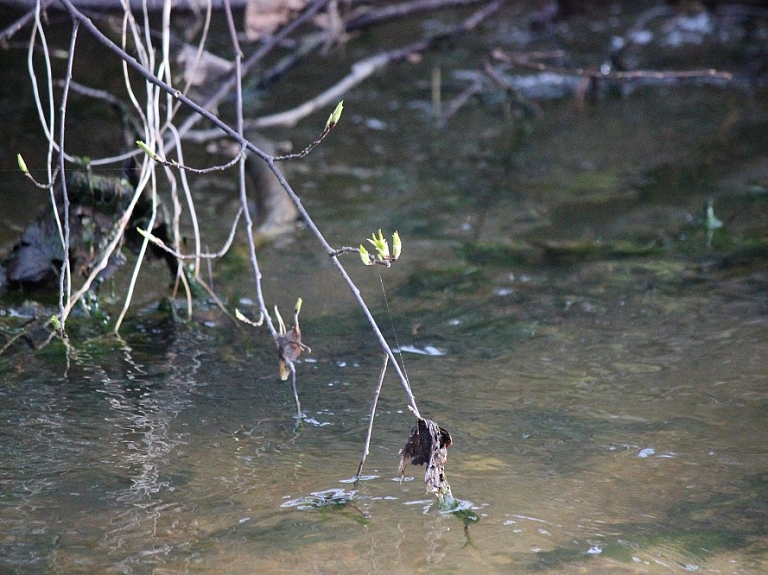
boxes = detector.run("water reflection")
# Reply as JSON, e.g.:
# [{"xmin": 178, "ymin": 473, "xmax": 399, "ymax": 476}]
[
  {"xmin": 95, "ymin": 343, "xmax": 204, "ymax": 564},
  {"xmin": 0, "ymin": 324, "xmax": 212, "ymax": 572}
]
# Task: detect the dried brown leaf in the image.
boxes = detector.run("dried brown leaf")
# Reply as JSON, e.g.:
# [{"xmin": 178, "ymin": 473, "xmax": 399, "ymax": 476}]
[
  {"xmin": 277, "ymin": 325, "xmax": 305, "ymax": 381},
  {"xmin": 399, "ymin": 418, "xmax": 452, "ymax": 497},
  {"xmin": 274, "ymin": 300, "xmax": 310, "ymax": 381}
]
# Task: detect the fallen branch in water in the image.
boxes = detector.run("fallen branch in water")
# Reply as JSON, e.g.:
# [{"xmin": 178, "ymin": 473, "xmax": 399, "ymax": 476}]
[
  {"xmin": 186, "ymin": 0, "xmax": 501, "ymax": 138},
  {"xmin": 261, "ymin": 0, "xmax": 500, "ymax": 129},
  {"xmin": 492, "ymin": 48, "xmax": 733, "ymax": 83},
  {"xmin": 345, "ymin": 0, "xmax": 490, "ymax": 31}
]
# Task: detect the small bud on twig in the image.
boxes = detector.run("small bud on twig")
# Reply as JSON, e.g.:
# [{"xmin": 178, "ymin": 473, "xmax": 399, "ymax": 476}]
[
  {"xmin": 17, "ymin": 153, "xmax": 28, "ymax": 175},
  {"xmin": 49, "ymin": 315, "xmax": 67, "ymax": 339},
  {"xmin": 392, "ymin": 231, "xmax": 402, "ymax": 261},
  {"xmin": 136, "ymin": 140, "xmax": 159, "ymax": 161},
  {"xmin": 325, "ymin": 100, "xmax": 344, "ymax": 130},
  {"xmin": 359, "ymin": 244, "xmax": 373, "ymax": 266},
  {"xmin": 367, "ymin": 229, "xmax": 390, "ymax": 261}
]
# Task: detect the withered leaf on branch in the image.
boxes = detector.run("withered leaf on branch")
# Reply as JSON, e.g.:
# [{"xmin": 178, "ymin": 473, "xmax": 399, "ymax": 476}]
[
  {"xmin": 275, "ymin": 299, "xmax": 310, "ymax": 381},
  {"xmin": 277, "ymin": 325, "xmax": 305, "ymax": 380},
  {"xmin": 399, "ymin": 418, "xmax": 452, "ymax": 497}
]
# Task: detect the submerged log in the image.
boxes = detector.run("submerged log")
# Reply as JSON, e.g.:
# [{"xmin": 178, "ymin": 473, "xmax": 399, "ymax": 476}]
[{"xmin": 0, "ymin": 171, "xmax": 177, "ymax": 296}]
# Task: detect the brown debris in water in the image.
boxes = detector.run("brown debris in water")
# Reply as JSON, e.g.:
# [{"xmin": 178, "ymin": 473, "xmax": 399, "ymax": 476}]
[{"xmin": 399, "ymin": 418, "xmax": 452, "ymax": 496}]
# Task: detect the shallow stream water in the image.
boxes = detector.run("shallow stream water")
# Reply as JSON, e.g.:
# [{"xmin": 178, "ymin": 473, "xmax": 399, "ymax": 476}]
[{"xmin": 2, "ymin": 2, "xmax": 768, "ymax": 573}]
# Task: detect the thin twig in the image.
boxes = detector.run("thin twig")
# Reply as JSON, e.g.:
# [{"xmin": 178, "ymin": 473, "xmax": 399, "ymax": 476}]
[
  {"xmin": 114, "ymin": 171, "xmax": 158, "ymax": 333},
  {"xmin": 356, "ymin": 354, "xmax": 388, "ymax": 479},
  {"xmin": 20, "ymin": 165, "xmax": 60, "ymax": 189},
  {"xmin": 29, "ymin": 1, "xmax": 69, "ymax": 323},
  {"xmin": 148, "ymin": 144, "xmax": 246, "ymax": 173},
  {"xmin": 0, "ymin": 1, "xmax": 55, "ymax": 44},
  {"xmin": 137, "ymin": 206, "xmax": 243, "ymax": 260},
  {"xmin": 482, "ymin": 59, "xmax": 540, "ymax": 116},
  {"xmin": 168, "ymin": 124, "xmax": 203, "ymax": 275},
  {"xmin": 57, "ymin": 20, "xmax": 78, "ymax": 327},
  {"xmin": 288, "ymin": 357, "xmax": 303, "ymax": 424},
  {"xmin": 0, "ymin": 316, "xmax": 38, "ymax": 355},
  {"xmin": 437, "ymin": 78, "xmax": 483, "ymax": 127},
  {"xmin": 273, "ymin": 123, "xmax": 334, "ymax": 161},
  {"xmin": 165, "ymin": 0, "xmax": 214, "ymax": 126},
  {"xmin": 221, "ymin": 4, "xmax": 285, "ymax": 418},
  {"xmin": 195, "ymin": 274, "xmax": 238, "ymax": 325}
]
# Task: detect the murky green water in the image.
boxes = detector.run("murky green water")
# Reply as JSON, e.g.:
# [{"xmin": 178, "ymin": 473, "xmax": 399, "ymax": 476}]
[{"xmin": 3, "ymin": 3, "xmax": 768, "ymax": 573}]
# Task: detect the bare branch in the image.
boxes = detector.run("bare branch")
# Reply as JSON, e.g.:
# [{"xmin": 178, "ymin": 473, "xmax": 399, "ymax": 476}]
[
  {"xmin": 56, "ymin": 19, "xmax": 79, "ymax": 326},
  {"xmin": 136, "ymin": 207, "xmax": 243, "ymax": 260},
  {"xmin": 173, "ymin": 0, "xmax": 332, "ymax": 143},
  {"xmin": 346, "ymin": 0, "xmax": 489, "ymax": 31},
  {"xmin": 0, "ymin": 0, "xmax": 55, "ymax": 44},
  {"xmin": 492, "ymin": 48, "xmax": 733, "ymax": 82}
]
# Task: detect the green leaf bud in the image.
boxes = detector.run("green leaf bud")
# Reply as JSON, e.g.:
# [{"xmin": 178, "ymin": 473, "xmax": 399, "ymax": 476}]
[
  {"xmin": 392, "ymin": 231, "xmax": 401, "ymax": 261},
  {"xmin": 136, "ymin": 140, "xmax": 158, "ymax": 160},
  {"xmin": 359, "ymin": 244, "xmax": 373, "ymax": 266},
  {"xmin": 367, "ymin": 229, "xmax": 390, "ymax": 260},
  {"xmin": 17, "ymin": 153, "xmax": 28, "ymax": 174},
  {"xmin": 326, "ymin": 100, "xmax": 344, "ymax": 129}
]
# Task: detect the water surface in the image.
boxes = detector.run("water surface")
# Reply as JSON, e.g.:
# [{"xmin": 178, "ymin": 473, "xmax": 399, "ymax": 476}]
[{"xmin": 2, "ymin": 3, "xmax": 768, "ymax": 573}]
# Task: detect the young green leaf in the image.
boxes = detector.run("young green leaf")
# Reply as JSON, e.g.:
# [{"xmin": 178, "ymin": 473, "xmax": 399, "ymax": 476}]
[
  {"xmin": 136, "ymin": 140, "xmax": 158, "ymax": 161},
  {"xmin": 325, "ymin": 100, "xmax": 344, "ymax": 129},
  {"xmin": 392, "ymin": 231, "xmax": 402, "ymax": 261},
  {"xmin": 367, "ymin": 229, "xmax": 390, "ymax": 260},
  {"xmin": 17, "ymin": 153, "xmax": 28, "ymax": 174},
  {"xmin": 359, "ymin": 245, "xmax": 373, "ymax": 266}
]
